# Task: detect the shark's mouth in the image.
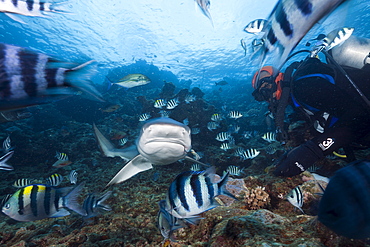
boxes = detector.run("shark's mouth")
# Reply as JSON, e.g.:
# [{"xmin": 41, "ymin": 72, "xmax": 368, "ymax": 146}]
[{"xmin": 143, "ymin": 138, "xmax": 190, "ymax": 150}]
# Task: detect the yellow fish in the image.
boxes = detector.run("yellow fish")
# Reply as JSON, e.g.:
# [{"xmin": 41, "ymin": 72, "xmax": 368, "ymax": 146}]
[{"xmin": 115, "ymin": 74, "xmax": 150, "ymax": 88}]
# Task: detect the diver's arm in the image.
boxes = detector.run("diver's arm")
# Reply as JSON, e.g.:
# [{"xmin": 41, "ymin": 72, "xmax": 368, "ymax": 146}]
[{"xmin": 274, "ymin": 127, "xmax": 352, "ymax": 177}]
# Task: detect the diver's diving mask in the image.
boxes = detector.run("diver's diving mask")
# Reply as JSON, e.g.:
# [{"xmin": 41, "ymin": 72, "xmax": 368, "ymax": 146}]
[{"xmin": 252, "ymin": 76, "xmax": 277, "ymax": 102}]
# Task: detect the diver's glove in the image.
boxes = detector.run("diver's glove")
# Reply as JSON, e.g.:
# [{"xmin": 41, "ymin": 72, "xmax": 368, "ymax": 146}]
[{"xmin": 274, "ymin": 140, "xmax": 324, "ymax": 177}]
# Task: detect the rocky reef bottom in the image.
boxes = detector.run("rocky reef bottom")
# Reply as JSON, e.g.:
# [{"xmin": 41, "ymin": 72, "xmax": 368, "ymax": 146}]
[{"xmin": 1, "ymin": 162, "xmax": 370, "ymax": 247}]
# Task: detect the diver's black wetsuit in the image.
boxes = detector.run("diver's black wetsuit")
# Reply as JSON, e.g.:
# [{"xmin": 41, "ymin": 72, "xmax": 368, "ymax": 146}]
[{"xmin": 274, "ymin": 58, "xmax": 370, "ymax": 176}]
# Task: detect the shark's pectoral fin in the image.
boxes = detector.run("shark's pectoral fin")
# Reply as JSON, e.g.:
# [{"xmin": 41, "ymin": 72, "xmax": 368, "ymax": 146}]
[
  {"xmin": 106, "ymin": 155, "xmax": 153, "ymax": 187},
  {"xmin": 93, "ymin": 123, "xmax": 138, "ymax": 160},
  {"xmin": 184, "ymin": 156, "xmax": 211, "ymax": 167}
]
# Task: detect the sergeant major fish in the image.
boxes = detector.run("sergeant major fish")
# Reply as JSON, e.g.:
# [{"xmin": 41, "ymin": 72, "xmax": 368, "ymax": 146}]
[
  {"xmin": 13, "ymin": 178, "xmax": 33, "ymax": 188},
  {"xmin": 139, "ymin": 113, "xmax": 151, "ymax": 122},
  {"xmin": 166, "ymin": 98, "xmax": 179, "ymax": 110},
  {"xmin": 215, "ymin": 132, "xmax": 231, "ymax": 142},
  {"xmin": 46, "ymin": 173, "xmax": 64, "ymax": 187},
  {"xmin": 165, "ymin": 166, "xmax": 235, "ymax": 219},
  {"xmin": 52, "ymin": 152, "xmax": 72, "ymax": 168},
  {"xmin": 254, "ymin": 0, "xmax": 347, "ymax": 73},
  {"xmin": 244, "ymin": 19, "xmax": 268, "ymax": 34},
  {"xmin": 287, "ymin": 186, "xmax": 305, "ymax": 214},
  {"xmin": 93, "ymin": 118, "xmax": 208, "ymax": 186},
  {"xmin": 0, "ymin": 0, "xmax": 65, "ymax": 23},
  {"xmin": 240, "ymin": 148, "xmax": 260, "ymax": 160},
  {"xmin": 2, "ymin": 183, "xmax": 86, "ymax": 221},
  {"xmin": 310, "ymin": 27, "xmax": 354, "ymax": 57},
  {"xmin": 69, "ymin": 170, "xmax": 78, "ymax": 185},
  {"xmin": 2, "ymin": 136, "xmax": 12, "ymax": 153},
  {"xmin": 0, "ymin": 43, "xmax": 102, "ymax": 111}
]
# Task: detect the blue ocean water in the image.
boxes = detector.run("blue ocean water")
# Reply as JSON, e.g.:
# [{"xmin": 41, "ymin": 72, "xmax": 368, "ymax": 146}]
[
  {"xmin": 1, "ymin": 0, "xmax": 369, "ymax": 92},
  {"xmin": 1, "ymin": 0, "xmax": 370, "ymax": 246}
]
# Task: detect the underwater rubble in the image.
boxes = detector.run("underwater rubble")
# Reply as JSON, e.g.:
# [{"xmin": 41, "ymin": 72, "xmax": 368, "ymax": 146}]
[{"xmin": 0, "ymin": 83, "xmax": 369, "ymax": 247}]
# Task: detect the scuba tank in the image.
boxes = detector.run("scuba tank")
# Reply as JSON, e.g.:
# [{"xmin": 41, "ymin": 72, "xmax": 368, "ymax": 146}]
[{"xmin": 330, "ymin": 35, "xmax": 370, "ymax": 70}]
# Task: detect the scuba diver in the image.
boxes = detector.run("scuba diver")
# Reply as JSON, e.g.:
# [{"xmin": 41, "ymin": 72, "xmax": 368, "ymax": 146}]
[{"xmin": 251, "ymin": 35, "xmax": 370, "ymax": 177}]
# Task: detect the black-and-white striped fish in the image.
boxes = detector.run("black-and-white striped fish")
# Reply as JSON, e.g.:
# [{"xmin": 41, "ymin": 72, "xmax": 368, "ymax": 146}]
[
  {"xmin": 190, "ymin": 163, "xmax": 201, "ymax": 171},
  {"xmin": 13, "ymin": 178, "xmax": 33, "ymax": 188},
  {"xmin": 166, "ymin": 98, "xmax": 179, "ymax": 110},
  {"xmin": 165, "ymin": 166, "xmax": 235, "ymax": 219},
  {"xmin": 310, "ymin": 27, "xmax": 354, "ymax": 56},
  {"xmin": 244, "ymin": 19, "xmax": 268, "ymax": 34},
  {"xmin": 191, "ymin": 127, "xmax": 200, "ymax": 135},
  {"xmin": 207, "ymin": 121, "xmax": 219, "ymax": 131},
  {"xmin": 82, "ymin": 191, "xmax": 112, "ymax": 219},
  {"xmin": 0, "ymin": 43, "xmax": 102, "ymax": 111},
  {"xmin": 287, "ymin": 186, "xmax": 304, "ymax": 214},
  {"xmin": 2, "ymin": 183, "xmax": 86, "ymax": 222},
  {"xmin": 225, "ymin": 165, "xmax": 244, "ymax": 176},
  {"xmin": 262, "ymin": 132, "xmax": 276, "ymax": 143},
  {"xmin": 307, "ymin": 163, "xmax": 322, "ymax": 173},
  {"xmin": 154, "ymin": 99, "xmax": 167, "ymax": 109},
  {"xmin": 233, "ymin": 147, "xmax": 245, "ymax": 157},
  {"xmin": 0, "ymin": 151, "xmax": 14, "ymax": 171},
  {"xmin": 55, "ymin": 151, "xmax": 69, "ymax": 161},
  {"xmin": 46, "ymin": 173, "xmax": 63, "ymax": 187},
  {"xmin": 228, "ymin": 111, "xmax": 243, "ymax": 119},
  {"xmin": 69, "ymin": 170, "xmax": 78, "ymax": 185},
  {"xmin": 253, "ymin": 0, "xmax": 347, "ymax": 72},
  {"xmin": 0, "ymin": 0, "xmax": 65, "ymax": 23},
  {"xmin": 118, "ymin": 137, "xmax": 128, "ymax": 146},
  {"xmin": 228, "ymin": 124, "xmax": 240, "ymax": 134},
  {"xmin": 184, "ymin": 94, "xmax": 196, "ymax": 104},
  {"xmin": 240, "ymin": 148, "xmax": 260, "ymax": 160},
  {"xmin": 211, "ymin": 113, "xmax": 222, "ymax": 122},
  {"xmin": 2, "ymin": 136, "xmax": 12, "ymax": 153},
  {"xmin": 215, "ymin": 132, "xmax": 231, "ymax": 142},
  {"xmin": 220, "ymin": 142, "xmax": 232, "ymax": 151},
  {"xmin": 139, "ymin": 113, "xmax": 151, "ymax": 122}
]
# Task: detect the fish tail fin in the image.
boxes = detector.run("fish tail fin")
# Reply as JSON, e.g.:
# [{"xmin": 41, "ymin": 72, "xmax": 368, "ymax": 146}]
[
  {"xmin": 64, "ymin": 182, "xmax": 86, "ymax": 216},
  {"xmin": 93, "ymin": 124, "xmax": 139, "ymax": 159},
  {"xmin": 64, "ymin": 60, "xmax": 104, "ymax": 102},
  {"xmin": 104, "ymin": 76, "xmax": 114, "ymax": 92},
  {"xmin": 218, "ymin": 171, "xmax": 237, "ymax": 200},
  {"xmin": 183, "ymin": 216, "xmax": 203, "ymax": 225},
  {"xmin": 96, "ymin": 191, "xmax": 112, "ymax": 211},
  {"xmin": 0, "ymin": 151, "xmax": 14, "ymax": 171},
  {"xmin": 48, "ymin": 1, "xmax": 72, "ymax": 14}
]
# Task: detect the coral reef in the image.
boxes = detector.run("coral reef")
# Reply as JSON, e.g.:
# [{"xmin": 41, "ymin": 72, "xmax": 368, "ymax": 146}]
[
  {"xmin": 240, "ymin": 186, "xmax": 270, "ymax": 210},
  {"xmin": 221, "ymin": 178, "xmax": 270, "ymax": 210}
]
